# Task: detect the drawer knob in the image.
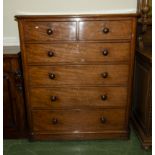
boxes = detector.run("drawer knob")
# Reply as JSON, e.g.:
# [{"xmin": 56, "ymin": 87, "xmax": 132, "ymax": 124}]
[
  {"xmin": 102, "ymin": 49, "xmax": 108, "ymax": 56},
  {"xmin": 48, "ymin": 51, "xmax": 54, "ymax": 57},
  {"xmin": 52, "ymin": 118, "xmax": 58, "ymax": 124},
  {"xmin": 101, "ymin": 72, "xmax": 108, "ymax": 78},
  {"xmin": 100, "ymin": 117, "xmax": 106, "ymax": 124},
  {"xmin": 103, "ymin": 27, "xmax": 109, "ymax": 34},
  {"xmin": 47, "ymin": 29, "xmax": 53, "ymax": 35},
  {"xmin": 49, "ymin": 73, "xmax": 55, "ymax": 79},
  {"xmin": 51, "ymin": 96, "xmax": 57, "ymax": 101},
  {"xmin": 101, "ymin": 95, "xmax": 107, "ymax": 101}
]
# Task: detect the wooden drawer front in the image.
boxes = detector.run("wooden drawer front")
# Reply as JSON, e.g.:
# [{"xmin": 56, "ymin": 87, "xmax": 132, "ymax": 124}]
[
  {"xmin": 28, "ymin": 65, "xmax": 129, "ymax": 86},
  {"xmin": 26, "ymin": 43, "xmax": 130, "ymax": 64},
  {"xmin": 30, "ymin": 87, "xmax": 127, "ymax": 108},
  {"xmin": 79, "ymin": 20, "xmax": 132, "ymax": 40},
  {"xmin": 23, "ymin": 22, "xmax": 76, "ymax": 41},
  {"xmin": 32, "ymin": 109, "xmax": 125, "ymax": 132}
]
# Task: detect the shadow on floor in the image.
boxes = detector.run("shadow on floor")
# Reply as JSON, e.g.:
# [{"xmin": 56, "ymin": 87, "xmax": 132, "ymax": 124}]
[{"xmin": 3, "ymin": 129, "xmax": 152, "ymax": 155}]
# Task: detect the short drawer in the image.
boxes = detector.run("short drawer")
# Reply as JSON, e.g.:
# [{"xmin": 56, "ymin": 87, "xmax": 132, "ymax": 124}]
[
  {"xmin": 28, "ymin": 65, "xmax": 129, "ymax": 86},
  {"xmin": 79, "ymin": 20, "xmax": 132, "ymax": 40},
  {"xmin": 26, "ymin": 43, "xmax": 130, "ymax": 64},
  {"xmin": 22, "ymin": 21, "xmax": 76, "ymax": 41},
  {"xmin": 30, "ymin": 87, "xmax": 127, "ymax": 108},
  {"xmin": 32, "ymin": 109, "xmax": 126, "ymax": 132}
]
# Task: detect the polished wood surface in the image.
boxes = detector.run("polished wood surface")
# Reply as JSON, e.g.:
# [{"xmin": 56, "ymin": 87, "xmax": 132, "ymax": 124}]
[
  {"xmin": 3, "ymin": 53, "xmax": 27, "ymax": 138},
  {"xmin": 79, "ymin": 20, "xmax": 132, "ymax": 40},
  {"xmin": 28, "ymin": 65, "xmax": 129, "ymax": 86},
  {"xmin": 132, "ymin": 11, "xmax": 152, "ymax": 148},
  {"xmin": 134, "ymin": 54, "xmax": 151, "ymax": 131},
  {"xmin": 16, "ymin": 15, "xmax": 136, "ymax": 140},
  {"xmin": 26, "ymin": 43, "xmax": 130, "ymax": 64},
  {"xmin": 15, "ymin": 14, "xmax": 138, "ymax": 20},
  {"xmin": 30, "ymin": 87, "xmax": 127, "ymax": 109},
  {"xmin": 32, "ymin": 109, "xmax": 125, "ymax": 132},
  {"xmin": 132, "ymin": 50, "xmax": 152, "ymax": 149},
  {"xmin": 23, "ymin": 22, "xmax": 76, "ymax": 41}
]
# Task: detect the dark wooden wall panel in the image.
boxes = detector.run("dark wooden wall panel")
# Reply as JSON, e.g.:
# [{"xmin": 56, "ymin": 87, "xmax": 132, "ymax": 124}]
[{"xmin": 3, "ymin": 52, "xmax": 27, "ymax": 138}]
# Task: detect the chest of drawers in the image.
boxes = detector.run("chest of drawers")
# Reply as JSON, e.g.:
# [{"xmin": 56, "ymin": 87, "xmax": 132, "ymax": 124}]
[{"xmin": 16, "ymin": 15, "xmax": 136, "ymax": 140}]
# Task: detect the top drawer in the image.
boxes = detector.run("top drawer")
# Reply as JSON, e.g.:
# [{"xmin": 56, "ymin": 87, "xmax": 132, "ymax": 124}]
[
  {"xmin": 22, "ymin": 21, "xmax": 76, "ymax": 42},
  {"xmin": 79, "ymin": 20, "xmax": 132, "ymax": 40}
]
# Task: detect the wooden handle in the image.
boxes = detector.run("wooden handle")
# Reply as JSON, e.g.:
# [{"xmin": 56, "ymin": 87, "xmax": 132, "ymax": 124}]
[
  {"xmin": 103, "ymin": 27, "xmax": 109, "ymax": 34},
  {"xmin": 101, "ymin": 72, "xmax": 108, "ymax": 78},
  {"xmin": 102, "ymin": 49, "xmax": 108, "ymax": 56},
  {"xmin": 100, "ymin": 117, "xmax": 106, "ymax": 124},
  {"xmin": 49, "ymin": 73, "xmax": 55, "ymax": 79},
  {"xmin": 47, "ymin": 29, "xmax": 53, "ymax": 35},
  {"xmin": 101, "ymin": 95, "xmax": 107, "ymax": 101},
  {"xmin": 48, "ymin": 51, "xmax": 54, "ymax": 57},
  {"xmin": 52, "ymin": 118, "xmax": 58, "ymax": 124},
  {"xmin": 50, "ymin": 96, "xmax": 57, "ymax": 101}
]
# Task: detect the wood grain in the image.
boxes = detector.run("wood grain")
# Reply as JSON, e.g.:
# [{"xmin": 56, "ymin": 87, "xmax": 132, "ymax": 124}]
[
  {"xmin": 132, "ymin": 50, "xmax": 152, "ymax": 149},
  {"xmin": 32, "ymin": 109, "xmax": 126, "ymax": 132},
  {"xmin": 30, "ymin": 86, "xmax": 127, "ymax": 109},
  {"xmin": 26, "ymin": 43, "xmax": 130, "ymax": 64},
  {"xmin": 16, "ymin": 15, "xmax": 136, "ymax": 140},
  {"xmin": 15, "ymin": 14, "xmax": 138, "ymax": 20},
  {"xmin": 23, "ymin": 21, "xmax": 76, "ymax": 41},
  {"xmin": 28, "ymin": 65, "xmax": 129, "ymax": 86},
  {"xmin": 3, "ymin": 54, "xmax": 27, "ymax": 138},
  {"xmin": 79, "ymin": 20, "xmax": 132, "ymax": 40}
]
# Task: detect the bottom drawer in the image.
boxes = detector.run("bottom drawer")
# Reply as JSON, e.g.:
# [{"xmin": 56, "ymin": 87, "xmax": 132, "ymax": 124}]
[{"xmin": 32, "ymin": 109, "xmax": 126, "ymax": 132}]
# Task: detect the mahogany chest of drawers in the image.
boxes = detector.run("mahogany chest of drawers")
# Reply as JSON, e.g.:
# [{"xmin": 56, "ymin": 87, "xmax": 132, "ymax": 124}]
[{"xmin": 16, "ymin": 15, "xmax": 136, "ymax": 140}]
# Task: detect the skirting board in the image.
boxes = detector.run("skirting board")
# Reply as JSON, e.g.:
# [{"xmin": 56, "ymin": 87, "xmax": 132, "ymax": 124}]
[{"xmin": 3, "ymin": 37, "xmax": 19, "ymax": 46}]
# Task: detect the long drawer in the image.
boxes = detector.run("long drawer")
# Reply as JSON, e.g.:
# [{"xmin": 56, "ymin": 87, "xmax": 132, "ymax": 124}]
[
  {"xmin": 32, "ymin": 109, "xmax": 126, "ymax": 132},
  {"xmin": 26, "ymin": 43, "xmax": 130, "ymax": 64},
  {"xmin": 30, "ymin": 87, "xmax": 127, "ymax": 109},
  {"xmin": 79, "ymin": 20, "xmax": 132, "ymax": 40},
  {"xmin": 22, "ymin": 21, "xmax": 76, "ymax": 41},
  {"xmin": 28, "ymin": 65, "xmax": 129, "ymax": 86}
]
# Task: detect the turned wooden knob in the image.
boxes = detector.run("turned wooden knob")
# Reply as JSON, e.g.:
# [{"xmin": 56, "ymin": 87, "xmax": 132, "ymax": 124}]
[
  {"xmin": 101, "ymin": 72, "xmax": 108, "ymax": 78},
  {"xmin": 47, "ymin": 29, "xmax": 53, "ymax": 35},
  {"xmin": 49, "ymin": 73, "xmax": 55, "ymax": 79},
  {"xmin": 103, "ymin": 27, "xmax": 109, "ymax": 34},
  {"xmin": 52, "ymin": 118, "xmax": 58, "ymax": 124},
  {"xmin": 102, "ymin": 49, "xmax": 108, "ymax": 56},
  {"xmin": 48, "ymin": 51, "xmax": 54, "ymax": 57},
  {"xmin": 101, "ymin": 95, "xmax": 107, "ymax": 101},
  {"xmin": 50, "ymin": 96, "xmax": 57, "ymax": 101},
  {"xmin": 100, "ymin": 117, "xmax": 106, "ymax": 124}
]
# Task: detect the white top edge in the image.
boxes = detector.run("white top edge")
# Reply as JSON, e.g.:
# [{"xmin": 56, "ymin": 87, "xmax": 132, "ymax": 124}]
[{"xmin": 15, "ymin": 9, "xmax": 137, "ymax": 15}]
